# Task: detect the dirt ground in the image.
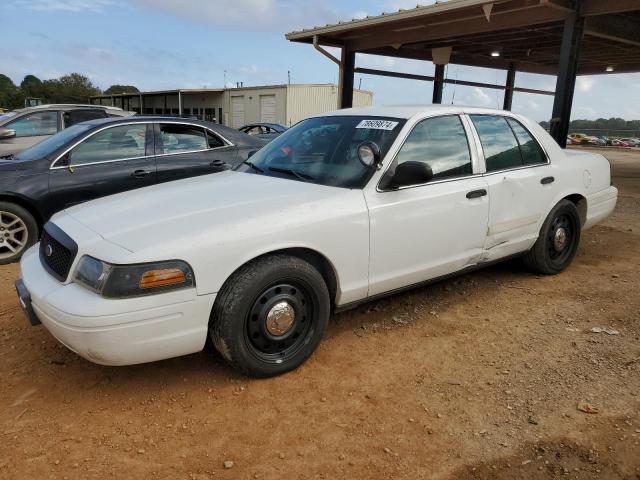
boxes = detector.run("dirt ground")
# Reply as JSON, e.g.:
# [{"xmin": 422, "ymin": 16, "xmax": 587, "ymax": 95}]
[{"xmin": 1, "ymin": 148, "xmax": 638, "ymax": 480}]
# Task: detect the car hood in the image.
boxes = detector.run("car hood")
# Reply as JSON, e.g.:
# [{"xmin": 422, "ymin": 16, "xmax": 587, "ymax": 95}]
[{"xmin": 63, "ymin": 171, "xmax": 362, "ymax": 254}]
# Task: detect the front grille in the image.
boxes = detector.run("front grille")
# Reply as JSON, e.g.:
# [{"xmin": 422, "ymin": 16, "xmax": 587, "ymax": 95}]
[{"xmin": 40, "ymin": 223, "xmax": 78, "ymax": 282}]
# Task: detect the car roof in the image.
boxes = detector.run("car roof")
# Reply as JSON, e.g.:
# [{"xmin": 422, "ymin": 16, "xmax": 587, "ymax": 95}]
[
  {"xmin": 81, "ymin": 116, "xmax": 265, "ymax": 146},
  {"xmin": 318, "ymin": 104, "xmax": 523, "ymax": 120},
  {"xmin": 13, "ymin": 104, "xmax": 124, "ymax": 113},
  {"xmin": 242, "ymin": 123, "xmax": 285, "ymax": 129}
]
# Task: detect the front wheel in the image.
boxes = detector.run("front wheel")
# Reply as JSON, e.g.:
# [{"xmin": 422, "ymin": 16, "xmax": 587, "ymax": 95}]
[
  {"xmin": 523, "ymin": 200, "xmax": 581, "ymax": 275},
  {"xmin": 0, "ymin": 202, "xmax": 39, "ymax": 265},
  {"xmin": 210, "ymin": 254, "xmax": 330, "ymax": 377}
]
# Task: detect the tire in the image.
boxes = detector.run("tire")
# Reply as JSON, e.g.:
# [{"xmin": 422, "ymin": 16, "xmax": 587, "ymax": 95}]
[
  {"xmin": 0, "ymin": 202, "xmax": 39, "ymax": 265},
  {"xmin": 523, "ymin": 200, "xmax": 581, "ymax": 275},
  {"xmin": 210, "ymin": 254, "xmax": 330, "ymax": 378}
]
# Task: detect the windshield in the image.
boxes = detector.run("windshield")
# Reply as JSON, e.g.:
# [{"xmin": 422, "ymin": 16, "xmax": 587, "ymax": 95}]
[
  {"xmin": 16, "ymin": 123, "xmax": 94, "ymax": 162},
  {"xmin": 236, "ymin": 115, "xmax": 406, "ymax": 188}
]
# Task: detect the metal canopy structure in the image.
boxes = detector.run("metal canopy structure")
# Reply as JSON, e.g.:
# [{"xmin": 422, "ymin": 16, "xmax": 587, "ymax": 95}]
[{"xmin": 286, "ymin": 0, "xmax": 640, "ymax": 147}]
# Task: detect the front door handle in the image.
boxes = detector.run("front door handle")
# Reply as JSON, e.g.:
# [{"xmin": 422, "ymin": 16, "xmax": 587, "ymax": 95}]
[
  {"xmin": 210, "ymin": 160, "xmax": 226, "ymax": 168},
  {"xmin": 131, "ymin": 169, "xmax": 150, "ymax": 179},
  {"xmin": 466, "ymin": 189, "xmax": 487, "ymax": 199},
  {"xmin": 541, "ymin": 176, "xmax": 555, "ymax": 185}
]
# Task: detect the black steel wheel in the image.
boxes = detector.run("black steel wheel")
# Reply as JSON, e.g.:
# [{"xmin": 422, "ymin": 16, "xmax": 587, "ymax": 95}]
[
  {"xmin": 523, "ymin": 199, "xmax": 581, "ymax": 275},
  {"xmin": 210, "ymin": 254, "xmax": 330, "ymax": 377}
]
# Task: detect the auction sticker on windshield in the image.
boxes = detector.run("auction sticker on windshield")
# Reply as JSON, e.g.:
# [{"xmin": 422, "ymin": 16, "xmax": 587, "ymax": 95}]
[{"xmin": 355, "ymin": 119, "xmax": 399, "ymax": 130}]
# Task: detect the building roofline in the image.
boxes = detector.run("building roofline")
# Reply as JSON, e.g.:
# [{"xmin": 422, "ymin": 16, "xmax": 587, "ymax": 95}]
[{"xmin": 285, "ymin": 0, "xmax": 494, "ymax": 41}]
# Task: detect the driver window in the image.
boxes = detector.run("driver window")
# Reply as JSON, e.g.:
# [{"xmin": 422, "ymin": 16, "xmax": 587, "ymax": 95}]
[
  {"xmin": 395, "ymin": 115, "xmax": 472, "ymax": 181},
  {"xmin": 69, "ymin": 124, "xmax": 147, "ymax": 166}
]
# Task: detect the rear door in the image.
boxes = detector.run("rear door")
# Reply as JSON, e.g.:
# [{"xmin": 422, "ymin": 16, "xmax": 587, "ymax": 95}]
[
  {"xmin": 47, "ymin": 123, "xmax": 156, "ymax": 212},
  {"xmin": 468, "ymin": 114, "xmax": 557, "ymax": 259},
  {"xmin": 1, "ymin": 110, "xmax": 59, "ymax": 155},
  {"xmin": 153, "ymin": 122, "xmax": 239, "ymax": 183}
]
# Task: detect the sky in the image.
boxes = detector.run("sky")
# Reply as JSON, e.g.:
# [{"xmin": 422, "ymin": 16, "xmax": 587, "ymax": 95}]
[{"xmin": 3, "ymin": 0, "xmax": 639, "ymax": 122}]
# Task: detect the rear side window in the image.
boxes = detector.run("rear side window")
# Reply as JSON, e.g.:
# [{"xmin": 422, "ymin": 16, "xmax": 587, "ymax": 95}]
[
  {"xmin": 207, "ymin": 130, "xmax": 224, "ymax": 149},
  {"xmin": 160, "ymin": 124, "xmax": 207, "ymax": 154},
  {"xmin": 506, "ymin": 118, "xmax": 546, "ymax": 165},
  {"xmin": 395, "ymin": 115, "xmax": 472, "ymax": 181},
  {"xmin": 470, "ymin": 115, "xmax": 522, "ymax": 172},
  {"xmin": 69, "ymin": 124, "xmax": 147, "ymax": 166},
  {"xmin": 64, "ymin": 109, "xmax": 107, "ymax": 127},
  {"xmin": 7, "ymin": 111, "xmax": 58, "ymax": 137}
]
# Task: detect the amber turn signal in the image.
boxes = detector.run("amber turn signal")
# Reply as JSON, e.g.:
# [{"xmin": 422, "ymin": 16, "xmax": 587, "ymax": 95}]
[{"xmin": 139, "ymin": 268, "xmax": 186, "ymax": 289}]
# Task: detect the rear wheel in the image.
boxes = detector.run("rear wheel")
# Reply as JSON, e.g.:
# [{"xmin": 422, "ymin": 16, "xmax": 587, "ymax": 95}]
[
  {"xmin": 0, "ymin": 202, "xmax": 38, "ymax": 265},
  {"xmin": 523, "ymin": 200, "xmax": 581, "ymax": 275},
  {"xmin": 210, "ymin": 254, "xmax": 330, "ymax": 377}
]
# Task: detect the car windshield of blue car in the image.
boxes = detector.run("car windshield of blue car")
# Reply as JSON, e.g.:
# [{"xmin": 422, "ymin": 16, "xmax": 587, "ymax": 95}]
[
  {"xmin": 16, "ymin": 123, "xmax": 94, "ymax": 162},
  {"xmin": 235, "ymin": 115, "xmax": 406, "ymax": 188}
]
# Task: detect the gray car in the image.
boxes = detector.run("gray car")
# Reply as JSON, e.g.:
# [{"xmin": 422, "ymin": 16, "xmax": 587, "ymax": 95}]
[{"xmin": 0, "ymin": 104, "xmax": 135, "ymax": 157}]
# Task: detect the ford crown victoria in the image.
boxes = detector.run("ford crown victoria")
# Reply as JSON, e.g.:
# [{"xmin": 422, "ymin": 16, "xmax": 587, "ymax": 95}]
[{"xmin": 16, "ymin": 106, "xmax": 618, "ymax": 377}]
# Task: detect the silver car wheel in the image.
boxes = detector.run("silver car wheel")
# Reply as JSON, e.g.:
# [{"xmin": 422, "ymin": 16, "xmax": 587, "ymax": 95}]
[{"xmin": 0, "ymin": 211, "xmax": 29, "ymax": 260}]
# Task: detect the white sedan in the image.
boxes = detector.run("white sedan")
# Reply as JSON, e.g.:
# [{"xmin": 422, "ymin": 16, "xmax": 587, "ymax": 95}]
[{"xmin": 16, "ymin": 106, "xmax": 618, "ymax": 377}]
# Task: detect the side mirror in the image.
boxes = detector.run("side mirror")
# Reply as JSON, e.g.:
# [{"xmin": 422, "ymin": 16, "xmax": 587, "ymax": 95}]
[
  {"xmin": 357, "ymin": 141, "xmax": 382, "ymax": 169},
  {"xmin": 0, "ymin": 128, "xmax": 16, "ymax": 140},
  {"xmin": 381, "ymin": 161, "xmax": 433, "ymax": 189}
]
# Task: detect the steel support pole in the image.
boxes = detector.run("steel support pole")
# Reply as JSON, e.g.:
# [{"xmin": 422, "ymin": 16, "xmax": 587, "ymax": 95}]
[
  {"xmin": 338, "ymin": 47, "xmax": 355, "ymax": 109},
  {"xmin": 503, "ymin": 63, "xmax": 516, "ymax": 111},
  {"xmin": 550, "ymin": 1, "xmax": 585, "ymax": 148},
  {"xmin": 432, "ymin": 64, "xmax": 445, "ymax": 104}
]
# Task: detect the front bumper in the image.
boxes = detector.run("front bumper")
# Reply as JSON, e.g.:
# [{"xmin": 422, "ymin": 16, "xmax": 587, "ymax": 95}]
[{"xmin": 18, "ymin": 246, "xmax": 216, "ymax": 366}]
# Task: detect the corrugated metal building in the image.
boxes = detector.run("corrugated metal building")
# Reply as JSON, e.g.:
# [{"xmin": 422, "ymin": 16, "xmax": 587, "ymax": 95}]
[{"xmin": 90, "ymin": 84, "xmax": 373, "ymax": 128}]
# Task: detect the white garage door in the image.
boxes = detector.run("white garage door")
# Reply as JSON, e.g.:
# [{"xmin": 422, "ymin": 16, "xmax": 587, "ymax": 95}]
[
  {"xmin": 260, "ymin": 95, "xmax": 277, "ymax": 123},
  {"xmin": 231, "ymin": 96, "xmax": 245, "ymax": 128}
]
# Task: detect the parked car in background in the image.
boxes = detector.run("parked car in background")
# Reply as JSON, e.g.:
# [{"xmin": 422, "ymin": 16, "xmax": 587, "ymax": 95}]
[
  {"xmin": 612, "ymin": 138, "xmax": 631, "ymax": 147},
  {"xmin": 0, "ymin": 104, "xmax": 134, "ymax": 157},
  {"xmin": 568, "ymin": 133, "xmax": 593, "ymax": 145},
  {"xmin": 239, "ymin": 123, "xmax": 287, "ymax": 141},
  {"xmin": 619, "ymin": 138, "xmax": 640, "ymax": 147},
  {"xmin": 15, "ymin": 106, "xmax": 617, "ymax": 377},
  {"xmin": 566, "ymin": 136, "xmax": 581, "ymax": 146},
  {"xmin": 587, "ymin": 137, "xmax": 606, "ymax": 146},
  {"xmin": 0, "ymin": 116, "xmax": 265, "ymax": 264}
]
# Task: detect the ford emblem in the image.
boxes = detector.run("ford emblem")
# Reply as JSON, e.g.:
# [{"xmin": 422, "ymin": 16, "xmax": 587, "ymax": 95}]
[{"xmin": 45, "ymin": 244, "xmax": 53, "ymax": 257}]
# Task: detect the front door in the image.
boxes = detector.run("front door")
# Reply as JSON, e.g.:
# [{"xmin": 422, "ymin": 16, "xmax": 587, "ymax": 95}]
[
  {"xmin": 154, "ymin": 123, "xmax": 238, "ymax": 183},
  {"xmin": 468, "ymin": 114, "xmax": 558, "ymax": 260},
  {"xmin": 366, "ymin": 114, "xmax": 490, "ymax": 297},
  {"xmin": 47, "ymin": 123, "xmax": 156, "ymax": 218}
]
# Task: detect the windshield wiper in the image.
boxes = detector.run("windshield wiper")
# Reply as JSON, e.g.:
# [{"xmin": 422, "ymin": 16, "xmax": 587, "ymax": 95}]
[
  {"xmin": 268, "ymin": 166, "xmax": 314, "ymax": 182},
  {"xmin": 242, "ymin": 160, "xmax": 264, "ymax": 173}
]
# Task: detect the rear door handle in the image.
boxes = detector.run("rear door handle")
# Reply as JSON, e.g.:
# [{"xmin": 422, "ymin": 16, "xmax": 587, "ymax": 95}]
[
  {"xmin": 131, "ymin": 169, "xmax": 150, "ymax": 179},
  {"xmin": 466, "ymin": 189, "xmax": 487, "ymax": 199},
  {"xmin": 541, "ymin": 176, "xmax": 555, "ymax": 185}
]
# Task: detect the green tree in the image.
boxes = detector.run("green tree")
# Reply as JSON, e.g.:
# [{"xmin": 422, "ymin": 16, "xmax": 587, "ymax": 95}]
[
  {"xmin": 104, "ymin": 84, "xmax": 139, "ymax": 95},
  {"xmin": 42, "ymin": 73, "xmax": 101, "ymax": 103},
  {"xmin": 20, "ymin": 74, "xmax": 45, "ymax": 99},
  {"xmin": 0, "ymin": 74, "xmax": 23, "ymax": 109}
]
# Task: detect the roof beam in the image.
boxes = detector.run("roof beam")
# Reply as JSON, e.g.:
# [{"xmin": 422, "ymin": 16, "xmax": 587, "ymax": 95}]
[
  {"xmin": 584, "ymin": 15, "xmax": 640, "ymax": 47},
  {"xmin": 350, "ymin": 5, "xmax": 568, "ymax": 52},
  {"xmin": 354, "ymin": 67, "xmax": 555, "ymax": 95},
  {"xmin": 582, "ymin": 0, "xmax": 640, "ymax": 16}
]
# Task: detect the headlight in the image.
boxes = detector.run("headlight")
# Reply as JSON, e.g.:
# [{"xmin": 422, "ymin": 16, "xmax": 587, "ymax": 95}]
[{"xmin": 73, "ymin": 256, "xmax": 195, "ymax": 298}]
